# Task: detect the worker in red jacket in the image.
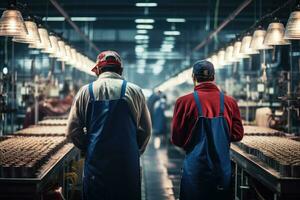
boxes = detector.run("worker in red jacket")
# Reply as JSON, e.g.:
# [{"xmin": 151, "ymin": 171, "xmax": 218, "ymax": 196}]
[{"xmin": 171, "ymin": 60, "xmax": 243, "ymax": 200}]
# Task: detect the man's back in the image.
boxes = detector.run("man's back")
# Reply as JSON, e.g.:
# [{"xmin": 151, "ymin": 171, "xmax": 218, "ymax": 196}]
[
  {"xmin": 67, "ymin": 71, "xmax": 151, "ymax": 153},
  {"xmin": 171, "ymin": 82, "xmax": 243, "ymax": 150}
]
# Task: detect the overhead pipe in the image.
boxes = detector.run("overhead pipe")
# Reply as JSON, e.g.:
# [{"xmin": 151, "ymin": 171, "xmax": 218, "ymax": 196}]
[
  {"xmin": 193, "ymin": 0, "xmax": 253, "ymax": 52},
  {"xmin": 49, "ymin": 0, "xmax": 100, "ymax": 53}
]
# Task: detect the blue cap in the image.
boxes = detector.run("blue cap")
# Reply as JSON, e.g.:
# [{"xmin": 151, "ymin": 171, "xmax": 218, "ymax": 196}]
[{"xmin": 192, "ymin": 60, "xmax": 215, "ymax": 77}]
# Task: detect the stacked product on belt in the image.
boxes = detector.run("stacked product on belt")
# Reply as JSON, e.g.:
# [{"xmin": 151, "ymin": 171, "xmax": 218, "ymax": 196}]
[
  {"xmin": 44, "ymin": 115, "xmax": 68, "ymax": 120},
  {"xmin": 236, "ymin": 135, "xmax": 300, "ymax": 177},
  {"xmin": 38, "ymin": 119, "xmax": 68, "ymax": 126},
  {"xmin": 243, "ymin": 125, "xmax": 285, "ymax": 136},
  {"xmin": 16, "ymin": 125, "xmax": 67, "ymax": 136},
  {"xmin": 0, "ymin": 136, "xmax": 66, "ymax": 178}
]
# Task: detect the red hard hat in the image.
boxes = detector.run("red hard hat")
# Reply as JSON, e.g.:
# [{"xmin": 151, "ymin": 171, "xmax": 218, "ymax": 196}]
[{"xmin": 91, "ymin": 50, "xmax": 122, "ymax": 73}]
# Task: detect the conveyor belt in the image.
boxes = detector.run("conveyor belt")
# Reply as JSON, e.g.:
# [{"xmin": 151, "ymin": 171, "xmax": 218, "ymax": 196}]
[
  {"xmin": 236, "ymin": 136, "xmax": 300, "ymax": 177},
  {"xmin": 0, "ymin": 144, "xmax": 79, "ymax": 198},
  {"xmin": 0, "ymin": 136, "xmax": 67, "ymax": 178},
  {"xmin": 38, "ymin": 119, "xmax": 68, "ymax": 126},
  {"xmin": 0, "ymin": 117, "xmax": 79, "ymax": 199},
  {"xmin": 43, "ymin": 115, "xmax": 68, "ymax": 120},
  {"xmin": 243, "ymin": 125, "xmax": 285, "ymax": 136},
  {"xmin": 15, "ymin": 125, "xmax": 67, "ymax": 136},
  {"xmin": 231, "ymin": 144, "xmax": 300, "ymax": 195}
]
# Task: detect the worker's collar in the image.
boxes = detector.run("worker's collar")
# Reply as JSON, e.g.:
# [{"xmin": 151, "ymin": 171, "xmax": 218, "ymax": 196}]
[
  {"xmin": 194, "ymin": 81, "xmax": 220, "ymax": 92},
  {"xmin": 97, "ymin": 72, "xmax": 124, "ymax": 80}
]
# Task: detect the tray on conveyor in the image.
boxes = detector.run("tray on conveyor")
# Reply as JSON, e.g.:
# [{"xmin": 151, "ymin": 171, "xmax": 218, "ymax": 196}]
[
  {"xmin": 0, "ymin": 143, "xmax": 79, "ymax": 198},
  {"xmin": 243, "ymin": 125, "xmax": 285, "ymax": 136},
  {"xmin": 38, "ymin": 119, "xmax": 68, "ymax": 126},
  {"xmin": 235, "ymin": 136, "xmax": 300, "ymax": 177},
  {"xmin": 231, "ymin": 144, "xmax": 300, "ymax": 195},
  {"xmin": 43, "ymin": 115, "xmax": 68, "ymax": 120},
  {"xmin": 0, "ymin": 136, "xmax": 67, "ymax": 178},
  {"xmin": 15, "ymin": 125, "xmax": 67, "ymax": 136}
]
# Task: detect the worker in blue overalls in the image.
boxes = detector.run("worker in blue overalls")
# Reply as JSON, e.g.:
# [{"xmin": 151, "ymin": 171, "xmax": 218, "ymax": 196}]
[
  {"xmin": 172, "ymin": 60, "xmax": 244, "ymax": 200},
  {"xmin": 67, "ymin": 50, "xmax": 152, "ymax": 200}
]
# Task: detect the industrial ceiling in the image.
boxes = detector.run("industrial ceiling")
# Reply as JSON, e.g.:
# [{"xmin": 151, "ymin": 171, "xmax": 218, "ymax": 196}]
[{"xmin": 0, "ymin": 0, "xmax": 293, "ymax": 88}]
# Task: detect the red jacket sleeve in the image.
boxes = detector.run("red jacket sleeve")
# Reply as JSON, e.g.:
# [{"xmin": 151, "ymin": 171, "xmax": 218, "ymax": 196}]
[
  {"xmin": 230, "ymin": 99, "xmax": 244, "ymax": 142},
  {"xmin": 171, "ymin": 97, "xmax": 197, "ymax": 148}
]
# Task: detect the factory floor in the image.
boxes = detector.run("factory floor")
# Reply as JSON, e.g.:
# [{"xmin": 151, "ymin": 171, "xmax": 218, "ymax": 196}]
[{"xmin": 141, "ymin": 138, "xmax": 185, "ymax": 200}]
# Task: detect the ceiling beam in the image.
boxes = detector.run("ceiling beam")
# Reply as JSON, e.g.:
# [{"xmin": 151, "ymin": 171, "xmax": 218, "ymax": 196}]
[
  {"xmin": 193, "ymin": 0, "xmax": 253, "ymax": 52},
  {"xmin": 49, "ymin": 0, "xmax": 100, "ymax": 53}
]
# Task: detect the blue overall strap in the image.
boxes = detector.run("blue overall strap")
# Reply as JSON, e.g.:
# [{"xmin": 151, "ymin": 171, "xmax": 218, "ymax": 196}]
[
  {"xmin": 193, "ymin": 91, "xmax": 203, "ymax": 117},
  {"xmin": 219, "ymin": 92, "xmax": 224, "ymax": 115},
  {"xmin": 88, "ymin": 82, "xmax": 95, "ymax": 101},
  {"xmin": 120, "ymin": 80, "xmax": 127, "ymax": 98}
]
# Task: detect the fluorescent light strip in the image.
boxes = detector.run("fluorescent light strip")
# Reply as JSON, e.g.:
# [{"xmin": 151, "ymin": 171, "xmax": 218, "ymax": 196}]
[
  {"xmin": 166, "ymin": 18, "xmax": 186, "ymax": 23},
  {"xmin": 43, "ymin": 17, "xmax": 97, "ymax": 21},
  {"xmin": 164, "ymin": 31, "xmax": 180, "ymax": 36},
  {"xmin": 71, "ymin": 17, "xmax": 97, "ymax": 21},
  {"xmin": 137, "ymin": 30, "xmax": 148, "ymax": 34},
  {"xmin": 135, "ymin": 19, "xmax": 155, "ymax": 23},
  {"xmin": 164, "ymin": 36, "xmax": 176, "ymax": 41},
  {"xmin": 136, "ymin": 40, "xmax": 149, "ymax": 44},
  {"xmin": 135, "ymin": 35, "xmax": 149, "ymax": 40},
  {"xmin": 43, "ymin": 17, "xmax": 65, "ymax": 21},
  {"xmin": 136, "ymin": 24, "xmax": 154, "ymax": 29},
  {"xmin": 135, "ymin": 3, "xmax": 158, "ymax": 7}
]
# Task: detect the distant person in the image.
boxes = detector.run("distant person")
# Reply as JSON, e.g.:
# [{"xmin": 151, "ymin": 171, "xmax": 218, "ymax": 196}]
[
  {"xmin": 147, "ymin": 90, "xmax": 162, "ymax": 122},
  {"xmin": 67, "ymin": 50, "xmax": 151, "ymax": 200},
  {"xmin": 171, "ymin": 60, "xmax": 244, "ymax": 200},
  {"xmin": 152, "ymin": 94, "xmax": 167, "ymax": 148}
]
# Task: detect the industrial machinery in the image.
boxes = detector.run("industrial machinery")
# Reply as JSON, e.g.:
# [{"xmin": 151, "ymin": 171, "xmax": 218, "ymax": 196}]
[{"xmin": 0, "ymin": 116, "xmax": 81, "ymax": 200}]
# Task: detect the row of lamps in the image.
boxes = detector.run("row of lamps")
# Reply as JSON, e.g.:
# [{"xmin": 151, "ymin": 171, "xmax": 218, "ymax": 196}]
[
  {"xmin": 156, "ymin": 3, "xmax": 300, "ymax": 91},
  {"xmin": 0, "ymin": 4, "xmax": 95, "ymax": 75}
]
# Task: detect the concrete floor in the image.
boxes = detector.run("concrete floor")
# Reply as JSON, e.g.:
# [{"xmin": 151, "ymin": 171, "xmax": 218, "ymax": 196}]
[{"xmin": 141, "ymin": 139, "xmax": 185, "ymax": 200}]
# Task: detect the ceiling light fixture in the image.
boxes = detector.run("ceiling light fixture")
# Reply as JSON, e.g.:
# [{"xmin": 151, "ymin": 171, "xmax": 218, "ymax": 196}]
[
  {"xmin": 135, "ymin": 19, "xmax": 155, "ymax": 23},
  {"xmin": 284, "ymin": 7, "xmax": 300, "ymax": 39},
  {"xmin": 0, "ymin": 6, "xmax": 27, "ymax": 37},
  {"xmin": 136, "ymin": 24, "xmax": 153, "ymax": 29},
  {"xmin": 224, "ymin": 45, "xmax": 235, "ymax": 63},
  {"xmin": 232, "ymin": 40, "xmax": 249, "ymax": 59},
  {"xmin": 135, "ymin": 3, "xmax": 158, "ymax": 7},
  {"xmin": 163, "ymin": 31, "xmax": 180, "ymax": 36},
  {"xmin": 166, "ymin": 18, "xmax": 186, "ymax": 23},
  {"xmin": 240, "ymin": 34, "xmax": 259, "ymax": 55},
  {"xmin": 13, "ymin": 19, "xmax": 40, "ymax": 44},
  {"xmin": 42, "ymin": 34, "xmax": 59, "ymax": 55},
  {"xmin": 42, "ymin": 17, "xmax": 97, "ymax": 22},
  {"xmin": 264, "ymin": 22, "xmax": 290, "ymax": 45},
  {"xmin": 217, "ymin": 49, "xmax": 227, "ymax": 66},
  {"xmin": 137, "ymin": 29, "xmax": 148, "ymax": 34},
  {"xmin": 250, "ymin": 28, "xmax": 273, "ymax": 50},
  {"xmin": 135, "ymin": 35, "xmax": 149, "ymax": 40}
]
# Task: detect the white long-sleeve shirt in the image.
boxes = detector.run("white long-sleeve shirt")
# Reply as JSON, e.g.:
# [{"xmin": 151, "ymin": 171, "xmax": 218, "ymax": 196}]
[{"xmin": 67, "ymin": 72, "xmax": 152, "ymax": 154}]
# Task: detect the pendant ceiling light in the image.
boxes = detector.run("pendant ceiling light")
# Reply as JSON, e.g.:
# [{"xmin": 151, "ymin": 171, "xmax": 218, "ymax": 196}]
[
  {"xmin": 43, "ymin": 34, "xmax": 59, "ymax": 55},
  {"xmin": 264, "ymin": 22, "xmax": 290, "ymax": 45},
  {"xmin": 233, "ymin": 40, "xmax": 249, "ymax": 60},
  {"xmin": 240, "ymin": 34, "xmax": 259, "ymax": 55},
  {"xmin": 211, "ymin": 54, "xmax": 218, "ymax": 67},
  {"xmin": 70, "ymin": 48, "xmax": 78, "ymax": 66},
  {"xmin": 0, "ymin": 6, "xmax": 27, "ymax": 37},
  {"xmin": 29, "ymin": 27, "xmax": 51, "ymax": 49},
  {"xmin": 13, "ymin": 19, "xmax": 40, "ymax": 44},
  {"xmin": 64, "ymin": 44, "xmax": 72, "ymax": 64},
  {"xmin": 284, "ymin": 8, "xmax": 300, "ymax": 39},
  {"xmin": 250, "ymin": 28, "xmax": 273, "ymax": 50},
  {"xmin": 217, "ymin": 49, "xmax": 227, "ymax": 66},
  {"xmin": 57, "ymin": 40, "xmax": 67, "ymax": 61},
  {"xmin": 76, "ymin": 52, "xmax": 84, "ymax": 68},
  {"xmin": 224, "ymin": 44, "xmax": 235, "ymax": 63}
]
